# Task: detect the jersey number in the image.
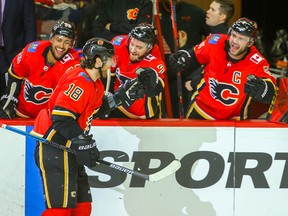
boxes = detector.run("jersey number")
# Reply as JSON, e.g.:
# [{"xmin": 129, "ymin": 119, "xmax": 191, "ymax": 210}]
[{"xmin": 64, "ymin": 83, "xmax": 84, "ymax": 101}]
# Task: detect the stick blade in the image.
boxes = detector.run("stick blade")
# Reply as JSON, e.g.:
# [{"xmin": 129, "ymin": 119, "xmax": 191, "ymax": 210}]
[{"xmin": 148, "ymin": 159, "xmax": 181, "ymax": 182}]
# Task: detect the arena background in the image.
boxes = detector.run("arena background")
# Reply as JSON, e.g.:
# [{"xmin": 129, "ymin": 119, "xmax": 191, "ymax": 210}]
[{"xmin": 0, "ymin": 119, "xmax": 288, "ymax": 216}]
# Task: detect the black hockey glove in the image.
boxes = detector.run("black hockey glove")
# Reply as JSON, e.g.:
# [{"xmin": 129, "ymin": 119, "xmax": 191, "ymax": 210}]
[
  {"xmin": 0, "ymin": 95, "xmax": 18, "ymax": 119},
  {"xmin": 0, "ymin": 77, "xmax": 22, "ymax": 119},
  {"xmin": 136, "ymin": 68, "xmax": 159, "ymax": 97},
  {"xmin": 114, "ymin": 79, "xmax": 145, "ymax": 108},
  {"xmin": 244, "ymin": 74, "xmax": 268, "ymax": 101},
  {"xmin": 71, "ymin": 134, "xmax": 100, "ymax": 167},
  {"xmin": 168, "ymin": 50, "xmax": 192, "ymax": 71}
]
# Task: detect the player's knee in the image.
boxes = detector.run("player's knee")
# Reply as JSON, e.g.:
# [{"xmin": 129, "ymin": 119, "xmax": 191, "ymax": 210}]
[
  {"xmin": 71, "ymin": 202, "xmax": 92, "ymax": 216},
  {"xmin": 41, "ymin": 208, "xmax": 71, "ymax": 216}
]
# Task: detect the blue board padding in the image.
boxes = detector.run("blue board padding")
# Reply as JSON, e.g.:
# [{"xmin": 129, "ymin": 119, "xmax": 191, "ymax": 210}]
[{"xmin": 25, "ymin": 126, "xmax": 45, "ymax": 215}]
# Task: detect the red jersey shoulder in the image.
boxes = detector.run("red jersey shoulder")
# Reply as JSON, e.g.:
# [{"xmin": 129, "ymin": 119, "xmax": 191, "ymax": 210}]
[
  {"xmin": 247, "ymin": 46, "xmax": 268, "ymax": 66},
  {"xmin": 14, "ymin": 40, "xmax": 50, "ymax": 64},
  {"xmin": 195, "ymin": 34, "xmax": 226, "ymax": 51},
  {"xmin": 25, "ymin": 40, "xmax": 51, "ymax": 53},
  {"xmin": 56, "ymin": 49, "xmax": 81, "ymax": 71},
  {"xmin": 61, "ymin": 67, "xmax": 94, "ymax": 87}
]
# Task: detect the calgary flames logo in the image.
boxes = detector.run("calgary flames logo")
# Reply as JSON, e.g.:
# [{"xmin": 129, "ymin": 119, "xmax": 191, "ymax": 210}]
[{"xmin": 127, "ymin": 8, "xmax": 139, "ymax": 20}]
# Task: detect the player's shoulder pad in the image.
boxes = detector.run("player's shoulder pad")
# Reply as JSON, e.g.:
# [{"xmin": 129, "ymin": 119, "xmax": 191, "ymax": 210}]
[
  {"xmin": 207, "ymin": 34, "xmax": 222, "ymax": 45},
  {"xmin": 111, "ymin": 35, "xmax": 127, "ymax": 47},
  {"xmin": 27, "ymin": 42, "xmax": 40, "ymax": 53},
  {"xmin": 78, "ymin": 71, "xmax": 92, "ymax": 82}
]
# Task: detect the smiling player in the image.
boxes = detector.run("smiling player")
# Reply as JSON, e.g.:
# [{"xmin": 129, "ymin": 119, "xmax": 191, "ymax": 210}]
[{"xmin": 169, "ymin": 17, "xmax": 276, "ymax": 120}]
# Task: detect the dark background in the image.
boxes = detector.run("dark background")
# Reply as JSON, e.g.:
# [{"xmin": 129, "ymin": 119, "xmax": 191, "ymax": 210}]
[{"xmin": 242, "ymin": 0, "xmax": 288, "ymax": 60}]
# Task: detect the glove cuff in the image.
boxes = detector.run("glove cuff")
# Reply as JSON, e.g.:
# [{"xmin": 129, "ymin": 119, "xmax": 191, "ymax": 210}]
[
  {"xmin": 179, "ymin": 49, "xmax": 191, "ymax": 58},
  {"xmin": 261, "ymin": 81, "xmax": 268, "ymax": 98}
]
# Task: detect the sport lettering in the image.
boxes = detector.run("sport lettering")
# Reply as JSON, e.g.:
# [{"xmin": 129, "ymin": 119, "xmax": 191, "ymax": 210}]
[{"xmin": 88, "ymin": 150, "xmax": 288, "ymax": 188}]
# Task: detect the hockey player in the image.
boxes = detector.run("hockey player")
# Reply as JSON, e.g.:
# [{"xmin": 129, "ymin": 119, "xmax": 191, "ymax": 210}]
[
  {"xmin": 109, "ymin": 23, "xmax": 166, "ymax": 119},
  {"xmin": 184, "ymin": 0, "xmax": 235, "ymax": 109},
  {"xmin": 169, "ymin": 17, "xmax": 276, "ymax": 120},
  {"xmin": 31, "ymin": 37, "xmax": 145, "ymax": 216},
  {"xmin": 0, "ymin": 20, "xmax": 80, "ymax": 119}
]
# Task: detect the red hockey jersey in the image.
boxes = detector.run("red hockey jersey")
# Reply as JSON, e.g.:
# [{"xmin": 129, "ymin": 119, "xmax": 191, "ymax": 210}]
[
  {"xmin": 32, "ymin": 66, "xmax": 104, "ymax": 138},
  {"xmin": 10, "ymin": 41, "xmax": 80, "ymax": 118},
  {"xmin": 187, "ymin": 34, "xmax": 276, "ymax": 120},
  {"xmin": 111, "ymin": 35, "xmax": 166, "ymax": 118}
]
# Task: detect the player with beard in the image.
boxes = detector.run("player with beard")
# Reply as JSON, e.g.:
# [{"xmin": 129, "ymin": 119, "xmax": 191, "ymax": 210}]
[
  {"xmin": 184, "ymin": 0, "xmax": 234, "ymax": 94},
  {"xmin": 108, "ymin": 23, "xmax": 166, "ymax": 119},
  {"xmin": 169, "ymin": 17, "xmax": 276, "ymax": 120},
  {"xmin": 31, "ymin": 37, "xmax": 145, "ymax": 215},
  {"xmin": 0, "ymin": 20, "xmax": 80, "ymax": 119}
]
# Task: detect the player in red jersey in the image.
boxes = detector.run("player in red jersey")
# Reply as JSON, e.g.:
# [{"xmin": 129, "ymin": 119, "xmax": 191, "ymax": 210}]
[
  {"xmin": 169, "ymin": 17, "xmax": 276, "ymax": 120},
  {"xmin": 0, "ymin": 20, "xmax": 80, "ymax": 119},
  {"xmin": 109, "ymin": 23, "xmax": 167, "ymax": 119},
  {"xmin": 31, "ymin": 37, "xmax": 144, "ymax": 216}
]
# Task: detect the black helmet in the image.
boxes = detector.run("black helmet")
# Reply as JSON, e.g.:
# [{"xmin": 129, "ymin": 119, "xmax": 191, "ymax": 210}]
[
  {"xmin": 129, "ymin": 23, "xmax": 158, "ymax": 46},
  {"xmin": 229, "ymin": 17, "xmax": 258, "ymax": 39},
  {"xmin": 50, "ymin": 20, "xmax": 76, "ymax": 40},
  {"xmin": 82, "ymin": 37, "xmax": 115, "ymax": 62}
]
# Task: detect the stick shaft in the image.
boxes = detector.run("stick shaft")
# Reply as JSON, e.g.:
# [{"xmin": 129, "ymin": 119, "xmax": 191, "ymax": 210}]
[
  {"xmin": 0, "ymin": 123, "xmax": 160, "ymax": 181},
  {"xmin": 170, "ymin": 0, "xmax": 184, "ymax": 118},
  {"xmin": 152, "ymin": 0, "xmax": 173, "ymax": 118}
]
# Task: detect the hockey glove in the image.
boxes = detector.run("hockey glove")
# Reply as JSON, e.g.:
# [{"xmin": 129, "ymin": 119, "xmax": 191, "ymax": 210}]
[
  {"xmin": 244, "ymin": 74, "xmax": 268, "ymax": 101},
  {"xmin": 136, "ymin": 68, "xmax": 159, "ymax": 97},
  {"xmin": 0, "ymin": 95, "xmax": 18, "ymax": 119},
  {"xmin": 168, "ymin": 50, "xmax": 192, "ymax": 71},
  {"xmin": 114, "ymin": 79, "xmax": 145, "ymax": 108},
  {"xmin": 71, "ymin": 134, "xmax": 100, "ymax": 167}
]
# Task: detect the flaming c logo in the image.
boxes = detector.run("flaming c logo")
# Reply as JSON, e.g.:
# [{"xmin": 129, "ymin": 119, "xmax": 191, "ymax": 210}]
[{"xmin": 127, "ymin": 8, "xmax": 139, "ymax": 20}]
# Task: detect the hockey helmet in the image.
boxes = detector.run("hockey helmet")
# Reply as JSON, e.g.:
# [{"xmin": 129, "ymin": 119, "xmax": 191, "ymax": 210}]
[
  {"xmin": 129, "ymin": 23, "xmax": 158, "ymax": 46},
  {"xmin": 82, "ymin": 37, "xmax": 115, "ymax": 62},
  {"xmin": 50, "ymin": 20, "xmax": 76, "ymax": 40},
  {"xmin": 229, "ymin": 17, "xmax": 258, "ymax": 39}
]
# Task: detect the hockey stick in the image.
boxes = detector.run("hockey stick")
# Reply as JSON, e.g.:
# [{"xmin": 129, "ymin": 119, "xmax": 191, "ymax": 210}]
[
  {"xmin": 0, "ymin": 123, "xmax": 181, "ymax": 182},
  {"xmin": 170, "ymin": 0, "xmax": 184, "ymax": 118},
  {"xmin": 105, "ymin": 68, "xmax": 111, "ymax": 95},
  {"xmin": 152, "ymin": 0, "xmax": 173, "ymax": 118},
  {"xmin": 2, "ymin": 82, "xmax": 17, "ymax": 119}
]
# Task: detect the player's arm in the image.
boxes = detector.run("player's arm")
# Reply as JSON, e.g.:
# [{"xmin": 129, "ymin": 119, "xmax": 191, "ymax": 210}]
[
  {"xmin": 51, "ymin": 106, "xmax": 100, "ymax": 167},
  {"xmin": 51, "ymin": 80, "xmax": 101, "ymax": 166},
  {"xmin": 91, "ymin": 1, "xmax": 115, "ymax": 40},
  {"xmin": 51, "ymin": 105, "xmax": 84, "ymax": 139},
  {"xmin": 168, "ymin": 47, "xmax": 201, "ymax": 72},
  {"xmin": 94, "ymin": 78, "xmax": 145, "ymax": 118},
  {"xmin": 168, "ymin": 35, "xmax": 214, "ymax": 72}
]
